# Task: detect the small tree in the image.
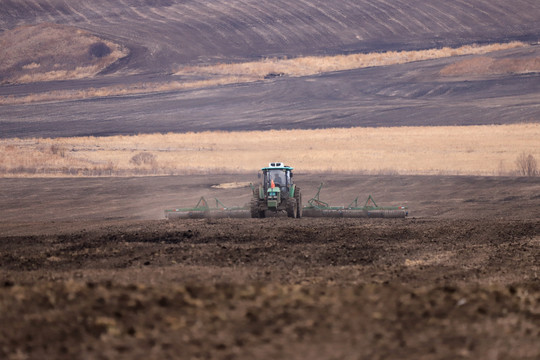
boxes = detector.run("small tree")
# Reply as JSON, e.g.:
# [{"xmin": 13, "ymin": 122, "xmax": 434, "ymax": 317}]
[{"xmin": 515, "ymin": 152, "xmax": 538, "ymax": 176}]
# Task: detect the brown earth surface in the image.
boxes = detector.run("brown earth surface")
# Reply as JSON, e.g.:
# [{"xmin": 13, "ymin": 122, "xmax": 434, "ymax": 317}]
[
  {"xmin": 1, "ymin": 174, "xmax": 539, "ymax": 359},
  {"xmin": 1, "ymin": 1, "xmax": 540, "ymax": 358}
]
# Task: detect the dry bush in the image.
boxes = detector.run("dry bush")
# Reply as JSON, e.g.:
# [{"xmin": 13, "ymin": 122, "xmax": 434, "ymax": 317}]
[
  {"xmin": 130, "ymin": 152, "xmax": 157, "ymax": 166},
  {"xmin": 515, "ymin": 152, "xmax": 538, "ymax": 177},
  {"xmin": 89, "ymin": 42, "xmax": 112, "ymax": 58},
  {"xmin": 49, "ymin": 144, "xmax": 66, "ymax": 158}
]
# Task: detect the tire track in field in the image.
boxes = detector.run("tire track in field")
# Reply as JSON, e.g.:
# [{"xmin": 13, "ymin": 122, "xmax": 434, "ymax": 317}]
[
  {"xmin": 166, "ymin": 1, "xmax": 226, "ymax": 53},
  {"xmin": 60, "ymin": 0, "xmax": 91, "ymax": 24},
  {"xmin": 246, "ymin": 1, "xmax": 295, "ymax": 46},
  {"xmin": 420, "ymin": 2, "xmax": 462, "ymax": 34},
  {"xmin": 40, "ymin": 0, "xmax": 70, "ymax": 23},
  {"xmin": 362, "ymin": 1, "xmax": 404, "ymax": 38},
  {"xmin": 374, "ymin": 1, "xmax": 417, "ymax": 35}
]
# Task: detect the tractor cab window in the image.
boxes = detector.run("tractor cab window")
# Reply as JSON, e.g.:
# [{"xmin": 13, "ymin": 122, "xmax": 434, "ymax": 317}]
[{"xmin": 267, "ymin": 169, "xmax": 287, "ymax": 187}]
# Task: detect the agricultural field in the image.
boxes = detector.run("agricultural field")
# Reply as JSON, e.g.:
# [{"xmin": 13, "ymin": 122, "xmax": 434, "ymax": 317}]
[
  {"xmin": 1, "ymin": 1, "xmax": 540, "ymax": 359},
  {"xmin": 1, "ymin": 174, "xmax": 540, "ymax": 359}
]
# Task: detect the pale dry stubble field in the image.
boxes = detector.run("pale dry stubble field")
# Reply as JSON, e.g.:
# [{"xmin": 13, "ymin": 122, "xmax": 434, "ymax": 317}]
[{"xmin": 1, "ymin": 123, "xmax": 538, "ymax": 177}]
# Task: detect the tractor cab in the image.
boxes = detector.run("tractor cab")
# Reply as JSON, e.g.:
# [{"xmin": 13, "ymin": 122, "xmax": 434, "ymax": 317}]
[
  {"xmin": 261, "ymin": 162, "xmax": 293, "ymax": 195},
  {"xmin": 252, "ymin": 162, "xmax": 301, "ymax": 218}
]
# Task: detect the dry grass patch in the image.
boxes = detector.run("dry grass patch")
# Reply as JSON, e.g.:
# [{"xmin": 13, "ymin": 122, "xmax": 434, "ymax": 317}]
[
  {"xmin": 1, "ymin": 124, "xmax": 538, "ymax": 177},
  {"xmin": 212, "ymin": 182, "xmax": 252, "ymax": 189},
  {"xmin": 0, "ymin": 23, "xmax": 128, "ymax": 84},
  {"xmin": 175, "ymin": 42, "xmax": 526, "ymax": 79},
  {"xmin": 0, "ymin": 76, "xmax": 246, "ymax": 106},
  {"xmin": 441, "ymin": 56, "xmax": 540, "ymax": 76}
]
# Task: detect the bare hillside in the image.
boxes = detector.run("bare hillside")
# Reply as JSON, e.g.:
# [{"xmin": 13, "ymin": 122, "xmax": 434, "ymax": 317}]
[
  {"xmin": 0, "ymin": 0, "xmax": 539, "ymax": 136},
  {"xmin": 1, "ymin": 0, "xmax": 539, "ymax": 73},
  {"xmin": 1, "ymin": 48, "xmax": 539, "ymax": 137}
]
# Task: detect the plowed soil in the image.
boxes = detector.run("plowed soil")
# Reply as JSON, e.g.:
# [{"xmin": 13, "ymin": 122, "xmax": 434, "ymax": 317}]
[{"xmin": 1, "ymin": 174, "xmax": 539, "ymax": 359}]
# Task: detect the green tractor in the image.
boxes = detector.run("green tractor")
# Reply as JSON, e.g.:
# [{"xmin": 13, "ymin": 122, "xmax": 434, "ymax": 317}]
[{"xmin": 251, "ymin": 162, "xmax": 302, "ymax": 218}]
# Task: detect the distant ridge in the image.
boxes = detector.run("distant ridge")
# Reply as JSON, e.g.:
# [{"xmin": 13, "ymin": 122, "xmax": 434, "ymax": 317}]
[
  {"xmin": 0, "ymin": 0, "xmax": 539, "ymax": 136},
  {"xmin": 1, "ymin": 0, "xmax": 538, "ymax": 74}
]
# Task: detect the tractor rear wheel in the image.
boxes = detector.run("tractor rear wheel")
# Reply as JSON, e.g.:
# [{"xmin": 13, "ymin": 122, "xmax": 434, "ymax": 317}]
[{"xmin": 286, "ymin": 198, "xmax": 297, "ymax": 218}]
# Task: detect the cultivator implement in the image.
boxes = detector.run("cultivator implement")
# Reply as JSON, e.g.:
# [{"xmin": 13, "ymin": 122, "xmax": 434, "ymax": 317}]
[
  {"xmin": 165, "ymin": 197, "xmax": 250, "ymax": 219},
  {"xmin": 165, "ymin": 162, "xmax": 408, "ymax": 220},
  {"xmin": 302, "ymin": 184, "xmax": 408, "ymax": 218}
]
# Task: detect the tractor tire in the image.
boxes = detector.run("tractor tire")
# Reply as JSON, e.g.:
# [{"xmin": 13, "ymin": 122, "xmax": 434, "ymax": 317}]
[
  {"xmin": 286, "ymin": 198, "xmax": 297, "ymax": 218},
  {"xmin": 294, "ymin": 188, "xmax": 302, "ymax": 218}
]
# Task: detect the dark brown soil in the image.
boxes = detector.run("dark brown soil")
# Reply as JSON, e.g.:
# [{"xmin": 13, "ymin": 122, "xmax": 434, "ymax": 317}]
[{"xmin": 1, "ymin": 174, "xmax": 539, "ymax": 359}]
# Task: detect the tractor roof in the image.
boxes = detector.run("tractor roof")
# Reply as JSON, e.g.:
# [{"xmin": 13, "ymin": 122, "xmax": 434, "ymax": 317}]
[{"xmin": 261, "ymin": 162, "xmax": 293, "ymax": 171}]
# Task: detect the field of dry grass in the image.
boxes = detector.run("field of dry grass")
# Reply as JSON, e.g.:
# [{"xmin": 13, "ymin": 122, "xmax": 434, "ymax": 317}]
[
  {"xmin": 0, "ymin": 42, "xmax": 528, "ymax": 105},
  {"xmin": 1, "ymin": 123, "xmax": 538, "ymax": 177}
]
